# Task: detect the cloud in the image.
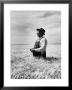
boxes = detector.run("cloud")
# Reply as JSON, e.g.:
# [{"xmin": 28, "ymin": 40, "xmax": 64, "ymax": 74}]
[
  {"xmin": 11, "ymin": 11, "xmax": 61, "ymax": 44},
  {"xmin": 38, "ymin": 11, "xmax": 61, "ymax": 18},
  {"xmin": 11, "ymin": 22, "xmax": 34, "ymax": 31}
]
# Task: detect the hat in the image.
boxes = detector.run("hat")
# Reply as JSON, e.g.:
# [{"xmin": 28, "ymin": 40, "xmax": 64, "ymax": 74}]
[{"xmin": 36, "ymin": 28, "xmax": 45, "ymax": 34}]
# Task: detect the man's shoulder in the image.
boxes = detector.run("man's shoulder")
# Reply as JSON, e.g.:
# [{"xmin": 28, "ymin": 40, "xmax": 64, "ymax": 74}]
[{"xmin": 41, "ymin": 37, "xmax": 47, "ymax": 42}]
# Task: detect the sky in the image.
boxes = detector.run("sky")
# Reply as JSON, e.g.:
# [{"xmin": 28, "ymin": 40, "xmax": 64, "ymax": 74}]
[{"xmin": 11, "ymin": 11, "xmax": 61, "ymax": 45}]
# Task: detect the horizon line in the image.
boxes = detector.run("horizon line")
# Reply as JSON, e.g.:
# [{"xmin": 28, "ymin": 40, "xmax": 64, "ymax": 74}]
[{"xmin": 11, "ymin": 43, "xmax": 61, "ymax": 45}]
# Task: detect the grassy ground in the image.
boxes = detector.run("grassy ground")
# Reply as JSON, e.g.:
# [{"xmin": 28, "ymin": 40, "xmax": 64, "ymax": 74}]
[{"xmin": 11, "ymin": 54, "xmax": 61, "ymax": 79}]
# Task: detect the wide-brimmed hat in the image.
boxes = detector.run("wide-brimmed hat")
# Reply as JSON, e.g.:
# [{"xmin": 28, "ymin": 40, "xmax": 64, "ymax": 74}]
[{"xmin": 36, "ymin": 28, "xmax": 45, "ymax": 34}]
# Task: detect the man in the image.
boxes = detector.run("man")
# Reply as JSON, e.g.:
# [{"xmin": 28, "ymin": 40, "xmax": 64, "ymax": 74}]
[{"xmin": 30, "ymin": 28, "xmax": 47, "ymax": 59}]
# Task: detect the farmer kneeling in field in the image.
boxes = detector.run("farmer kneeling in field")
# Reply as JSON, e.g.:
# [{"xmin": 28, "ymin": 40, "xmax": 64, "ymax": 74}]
[{"xmin": 30, "ymin": 28, "xmax": 47, "ymax": 59}]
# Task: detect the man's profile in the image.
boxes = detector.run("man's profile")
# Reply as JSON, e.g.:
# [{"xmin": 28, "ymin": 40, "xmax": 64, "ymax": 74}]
[{"xmin": 30, "ymin": 28, "xmax": 47, "ymax": 59}]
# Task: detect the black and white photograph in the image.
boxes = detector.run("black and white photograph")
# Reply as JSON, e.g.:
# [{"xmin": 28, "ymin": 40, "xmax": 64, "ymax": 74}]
[
  {"xmin": 4, "ymin": 4, "xmax": 69, "ymax": 86},
  {"xmin": 11, "ymin": 11, "xmax": 61, "ymax": 79}
]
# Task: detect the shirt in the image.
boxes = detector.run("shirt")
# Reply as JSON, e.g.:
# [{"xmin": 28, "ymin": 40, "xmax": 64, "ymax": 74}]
[
  {"xmin": 32, "ymin": 37, "xmax": 47, "ymax": 58},
  {"xmin": 34, "ymin": 37, "xmax": 47, "ymax": 53}
]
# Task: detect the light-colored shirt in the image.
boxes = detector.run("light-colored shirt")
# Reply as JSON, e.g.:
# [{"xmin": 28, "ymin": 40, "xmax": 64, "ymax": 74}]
[{"xmin": 34, "ymin": 37, "xmax": 47, "ymax": 52}]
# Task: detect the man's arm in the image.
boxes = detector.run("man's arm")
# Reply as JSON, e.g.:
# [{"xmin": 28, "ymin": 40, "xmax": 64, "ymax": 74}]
[{"xmin": 34, "ymin": 38, "xmax": 45, "ymax": 52}]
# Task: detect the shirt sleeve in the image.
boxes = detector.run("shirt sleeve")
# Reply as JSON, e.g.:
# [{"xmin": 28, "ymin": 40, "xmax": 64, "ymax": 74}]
[{"xmin": 34, "ymin": 38, "xmax": 45, "ymax": 52}]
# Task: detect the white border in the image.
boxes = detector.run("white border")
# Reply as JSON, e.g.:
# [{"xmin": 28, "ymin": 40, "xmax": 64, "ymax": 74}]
[{"xmin": 4, "ymin": 4, "xmax": 69, "ymax": 86}]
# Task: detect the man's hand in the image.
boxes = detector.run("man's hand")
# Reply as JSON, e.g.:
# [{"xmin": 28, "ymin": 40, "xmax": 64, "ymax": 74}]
[{"xmin": 30, "ymin": 48, "xmax": 35, "ymax": 52}]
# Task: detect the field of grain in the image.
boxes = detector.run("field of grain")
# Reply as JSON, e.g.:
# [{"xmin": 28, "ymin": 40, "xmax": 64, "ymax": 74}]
[{"xmin": 11, "ymin": 45, "xmax": 61, "ymax": 79}]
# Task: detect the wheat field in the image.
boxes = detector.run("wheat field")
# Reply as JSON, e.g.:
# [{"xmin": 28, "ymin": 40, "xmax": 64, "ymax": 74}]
[{"xmin": 11, "ymin": 45, "xmax": 61, "ymax": 79}]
